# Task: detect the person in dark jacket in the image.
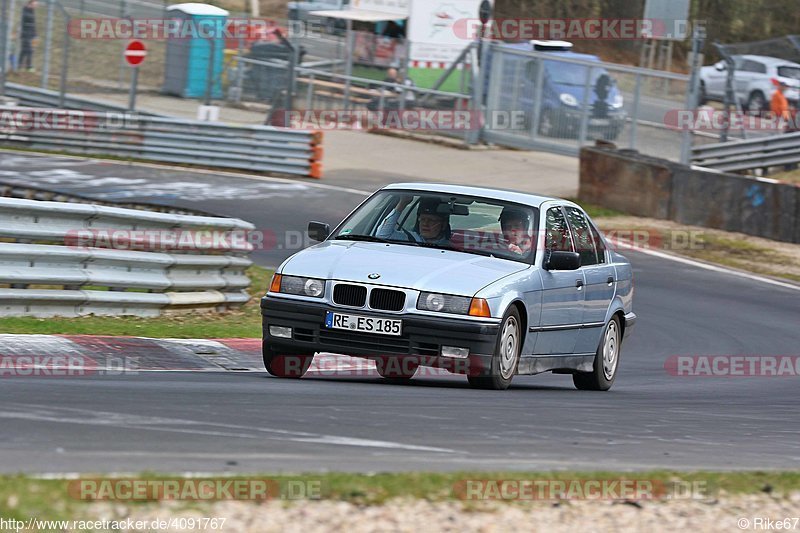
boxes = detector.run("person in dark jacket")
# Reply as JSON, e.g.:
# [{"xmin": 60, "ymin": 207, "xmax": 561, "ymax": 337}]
[{"xmin": 19, "ymin": 0, "xmax": 38, "ymax": 72}]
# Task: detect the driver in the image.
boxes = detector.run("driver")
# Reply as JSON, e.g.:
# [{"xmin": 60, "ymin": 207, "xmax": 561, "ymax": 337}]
[
  {"xmin": 499, "ymin": 207, "xmax": 533, "ymax": 255},
  {"xmin": 376, "ymin": 196, "xmax": 451, "ymax": 244}
]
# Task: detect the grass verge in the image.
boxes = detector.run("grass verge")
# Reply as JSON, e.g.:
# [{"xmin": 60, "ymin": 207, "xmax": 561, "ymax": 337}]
[
  {"xmin": 0, "ymin": 471, "xmax": 798, "ymax": 522},
  {"xmin": 0, "ymin": 267, "xmax": 272, "ymax": 338}
]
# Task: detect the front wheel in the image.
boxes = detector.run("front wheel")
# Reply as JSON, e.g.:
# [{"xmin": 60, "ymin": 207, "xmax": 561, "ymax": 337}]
[
  {"xmin": 263, "ymin": 344, "xmax": 313, "ymax": 378},
  {"xmin": 468, "ymin": 308, "xmax": 521, "ymax": 390},
  {"xmin": 573, "ymin": 316, "xmax": 621, "ymax": 391}
]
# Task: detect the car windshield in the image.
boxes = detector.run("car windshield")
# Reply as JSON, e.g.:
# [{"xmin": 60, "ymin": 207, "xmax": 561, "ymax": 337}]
[
  {"xmin": 331, "ymin": 191, "xmax": 538, "ymax": 264},
  {"xmin": 545, "ymin": 60, "xmax": 607, "ymax": 86}
]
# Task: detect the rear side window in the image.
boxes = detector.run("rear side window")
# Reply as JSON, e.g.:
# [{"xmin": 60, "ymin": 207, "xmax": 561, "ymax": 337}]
[
  {"xmin": 741, "ymin": 60, "xmax": 766, "ymax": 74},
  {"xmin": 564, "ymin": 207, "xmax": 598, "ymax": 266},
  {"xmin": 589, "ymin": 223, "xmax": 607, "ymax": 264},
  {"xmin": 777, "ymin": 66, "xmax": 800, "ymax": 80},
  {"xmin": 545, "ymin": 207, "xmax": 574, "ymax": 252}
]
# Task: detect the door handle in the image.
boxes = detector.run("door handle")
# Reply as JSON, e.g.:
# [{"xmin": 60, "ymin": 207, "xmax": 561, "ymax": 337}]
[
  {"xmin": 607, "ymin": 276, "xmax": 615, "ymax": 285},
  {"xmin": 576, "ymin": 279, "xmax": 584, "ymax": 289}
]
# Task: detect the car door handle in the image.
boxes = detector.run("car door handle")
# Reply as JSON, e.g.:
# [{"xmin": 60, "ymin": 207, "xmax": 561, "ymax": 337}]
[
  {"xmin": 607, "ymin": 276, "xmax": 615, "ymax": 285},
  {"xmin": 576, "ymin": 279, "xmax": 584, "ymax": 290}
]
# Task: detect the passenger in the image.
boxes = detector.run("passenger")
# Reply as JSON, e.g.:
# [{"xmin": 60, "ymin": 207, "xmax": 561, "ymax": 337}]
[
  {"xmin": 499, "ymin": 207, "xmax": 533, "ymax": 255},
  {"xmin": 376, "ymin": 196, "xmax": 451, "ymax": 244}
]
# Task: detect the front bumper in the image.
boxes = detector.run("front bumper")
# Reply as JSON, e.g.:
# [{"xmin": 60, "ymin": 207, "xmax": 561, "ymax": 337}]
[
  {"xmin": 261, "ymin": 296, "xmax": 500, "ymax": 373},
  {"xmin": 551, "ymin": 107, "xmax": 626, "ymax": 134}
]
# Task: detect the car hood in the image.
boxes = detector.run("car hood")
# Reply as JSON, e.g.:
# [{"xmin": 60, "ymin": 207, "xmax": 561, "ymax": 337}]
[{"xmin": 281, "ymin": 241, "xmax": 528, "ymax": 296}]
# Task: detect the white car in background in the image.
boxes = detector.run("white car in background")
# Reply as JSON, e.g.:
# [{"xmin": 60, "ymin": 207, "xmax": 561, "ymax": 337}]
[{"xmin": 699, "ymin": 54, "xmax": 800, "ymax": 112}]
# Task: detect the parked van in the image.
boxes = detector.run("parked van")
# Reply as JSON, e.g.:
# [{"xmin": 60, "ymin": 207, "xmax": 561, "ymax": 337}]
[{"xmin": 492, "ymin": 41, "xmax": 626, "ymax": 140}]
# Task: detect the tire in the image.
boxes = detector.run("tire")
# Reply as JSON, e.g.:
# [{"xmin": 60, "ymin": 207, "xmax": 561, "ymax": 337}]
[
  {"xmin": 746, "ymin": 91, "xmax": 767, "ymax": 115},
  {"xmin": 263, "ymin": 343, "xmax": 313, "ymax": 379},
  {"xmin": 468, "ymin": 307, "xmax": 521, "ymax": 390},
  {"xmin": 699, "ymin": 82, "xmax": 708, "ymax": 105},
  {"xmin": 573, "ymin": 315, "xmax": 621, "ymax": 391},
  {"xmin": 375, "ymin": 357, "xmax": 418, "ymax": 381}
]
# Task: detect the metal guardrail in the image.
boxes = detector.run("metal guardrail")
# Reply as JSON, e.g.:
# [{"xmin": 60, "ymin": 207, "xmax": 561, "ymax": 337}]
[
  {"xmin": 0, "ymin": 107, "xmax": 324, "ymax": 178},
  {"xmin": 691, "ymin": 131, "xmax": 800, "ymax": 172},
  {"xmin": 0, "ymin": 197, "xmax": 255, "ymax": 318},
  {"xmin": 4, "ymin": 83, "xmax": 163, "ymax": 115}
]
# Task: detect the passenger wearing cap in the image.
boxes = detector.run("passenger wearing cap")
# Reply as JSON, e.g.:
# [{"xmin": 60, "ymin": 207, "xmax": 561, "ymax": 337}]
[
  {"xmin": 500, "ymin": 207, "xmax": 533, "ymax": 255},
  {"xmin": 376, "ymin": 196, "xmax": 451, "ymax": 244}
]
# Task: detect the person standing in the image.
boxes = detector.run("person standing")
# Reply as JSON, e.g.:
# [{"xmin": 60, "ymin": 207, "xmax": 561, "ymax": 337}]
[{"xmin": 19, "ymin": 0, "xmax": 37, "ymax": 73}]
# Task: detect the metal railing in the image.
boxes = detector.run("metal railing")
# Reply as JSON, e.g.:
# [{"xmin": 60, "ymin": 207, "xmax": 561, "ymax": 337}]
[
  {"xmin": 0, "ymin": 196, "xmax": 255, "ymax": 317},
  {"xmin": 691, "ymin": 131, "xmax": 800, "ymax": 172},
  {"xmin": 4, "ymin": 82, "xmax": 163, "ymax": 114},
  {"xmin": 0, "ymin": 107, "xmax": 324, "ymax": 178}
]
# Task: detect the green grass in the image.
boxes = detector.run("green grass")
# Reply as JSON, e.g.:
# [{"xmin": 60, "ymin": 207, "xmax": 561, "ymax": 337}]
[
  {"xmin": 0, "ymin": 471, "xmax": 798, "ymax": 523},
  {"xmin": 770, "ymin": 168, "xmax": 800, "ymax": 184},
  {"xmin": 0, "ymin": 266, "xmax": 272, "ymax": 338},
  {"xmin": 568, "ymin": 199, "xmax": 626, "ymax": 219}
]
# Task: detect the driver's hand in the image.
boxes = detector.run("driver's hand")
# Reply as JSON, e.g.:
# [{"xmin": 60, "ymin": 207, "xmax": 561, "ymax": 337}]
[
  {"xmin": 508, "ymin": 243, "xmax": 524, "ymax": 255},
  {"xmin": 396, "ymin": 195, "xmax": 413, "ymax": 211}
]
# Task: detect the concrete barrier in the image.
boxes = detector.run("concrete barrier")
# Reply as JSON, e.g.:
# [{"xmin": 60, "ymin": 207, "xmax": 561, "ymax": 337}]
[{"xmin": 580, "ymin": 144, "xmax": 800, "ymax": 244}]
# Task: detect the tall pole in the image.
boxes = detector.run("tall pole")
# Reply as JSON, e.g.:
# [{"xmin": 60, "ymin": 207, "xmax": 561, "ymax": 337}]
[
  {"xmin": 680, "ymin": 25, "xmax": 705, "ymax": 165},
  {"xmin": 0, "ymin": 0, "xmax": 9, "ymax": 97},
  {"xmin": 41, "ymin": 0, "xmax": 55, "ymax": 88}
]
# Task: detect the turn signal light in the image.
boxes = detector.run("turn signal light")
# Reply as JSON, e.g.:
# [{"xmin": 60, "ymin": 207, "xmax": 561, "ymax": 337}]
[
  {"xmin": 468, "ymin": 298, "xmax": 491, "ymax": 318},
  {"xmin": 269, "ymin": 274, "xmax": 282, "ymax": 293}
]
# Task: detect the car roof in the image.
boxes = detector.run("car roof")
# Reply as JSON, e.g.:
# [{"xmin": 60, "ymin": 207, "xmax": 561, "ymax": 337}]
[
  {"xmin": 734, "ymin": 55, "xmax": 800, "ymax": 67},
  {"xmin": 381, "ymin": 183, "xmax": 569, "ymax": 209}
]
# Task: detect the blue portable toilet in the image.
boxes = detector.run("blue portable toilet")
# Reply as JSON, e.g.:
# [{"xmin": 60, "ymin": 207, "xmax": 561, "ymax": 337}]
[{"xmin": 162, "ymin": 3, "xmax": 229, "ymax": 99}]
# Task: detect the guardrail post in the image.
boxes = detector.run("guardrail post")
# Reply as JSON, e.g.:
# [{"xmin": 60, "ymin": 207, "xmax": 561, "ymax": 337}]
[
  {"xmin": 629, "ymin": 73, "xmax": 642, "ymax": 150},
  {"xmin": 306, "ymin": 72, "xmax": 315, "ymax": 110},
  {"xmin": 680, "ymin": 25, "xmax": 705, "ymax": 165},
  {"xmin": 577, "ymin": 65, "xmax": 594, "ymax": 147}
]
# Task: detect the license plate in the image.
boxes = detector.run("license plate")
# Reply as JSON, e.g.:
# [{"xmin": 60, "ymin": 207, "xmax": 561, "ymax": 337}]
[
  {"xmin": 325, "ymin": 311, "xmax": 402, "ymax": 336},
  {"xmin": 589, "ymin": 118, "xmax": 611, "ymax": 126}
]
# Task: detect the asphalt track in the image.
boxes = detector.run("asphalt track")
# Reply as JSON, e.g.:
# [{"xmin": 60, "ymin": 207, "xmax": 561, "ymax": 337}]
[{"xmin": 0, "ymin": 152, "xmax": 798, "ymax": 474}]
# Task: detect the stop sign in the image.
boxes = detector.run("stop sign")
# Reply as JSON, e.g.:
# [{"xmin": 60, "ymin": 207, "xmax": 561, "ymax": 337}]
[{"xmin": 124, "ymin": 40, "xmax": 147, "ymax": 67}]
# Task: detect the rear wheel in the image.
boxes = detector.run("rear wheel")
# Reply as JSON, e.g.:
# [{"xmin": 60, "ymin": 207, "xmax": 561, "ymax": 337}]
[
  {"xmin": 573, "ymin": 316, "xmax": 621, "ymax": 391},
  {"xmin": 263, "ymin": 344, "xmax": 313, "ymax": 378},
  {"xmin": 468, "ymin": 308, "xmax": 521, "ymax": 390},
  {"xmin": 746, "ymin": 91, "xmax": 767, "ymax": 115}
]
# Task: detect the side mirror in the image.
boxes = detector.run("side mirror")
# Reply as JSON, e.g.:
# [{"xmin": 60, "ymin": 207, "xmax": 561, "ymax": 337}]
[
  {"xmin": 544, "ymin": 250, "xmax": 581, "ymax": 271},
  {"xmin": 714, "ymin": 61, "xmax": 726, "ymax": 72},
  {"xmin": 308, "ymin": 221, "xmax": 330, "ymax": 242}
]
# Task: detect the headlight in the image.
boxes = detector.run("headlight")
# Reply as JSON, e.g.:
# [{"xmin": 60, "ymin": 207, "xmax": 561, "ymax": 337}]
[
  {"xmin": 417, "ymin": 292, "xmax": 472, "ymax": 315},
  {"xmin": 612, "ymin": 94, "xmax": 624, "ymax": 109},
  {"xmin": 272, "ymin": 274, "xmax": 326, "ymax": 298},
  {"xmin": 559, "ymin": 93, "xmax": 579, "ymax": 107}
]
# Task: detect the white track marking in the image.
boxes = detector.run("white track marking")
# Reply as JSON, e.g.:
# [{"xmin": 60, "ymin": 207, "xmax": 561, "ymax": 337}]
[{"xmin": 607, "ymin": 237, "xmax": 800, "ymax": 292}]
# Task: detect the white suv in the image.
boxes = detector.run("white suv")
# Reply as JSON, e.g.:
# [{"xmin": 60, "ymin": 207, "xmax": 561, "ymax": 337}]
[{"xmin": 699, "ymin": 55, "xmax": 800, "ymax": 112}]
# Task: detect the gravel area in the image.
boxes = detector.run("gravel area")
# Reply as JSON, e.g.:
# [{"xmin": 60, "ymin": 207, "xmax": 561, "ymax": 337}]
[{"xmin": 87, "ymin": 492, "xmax": 800, "ymax": 533}]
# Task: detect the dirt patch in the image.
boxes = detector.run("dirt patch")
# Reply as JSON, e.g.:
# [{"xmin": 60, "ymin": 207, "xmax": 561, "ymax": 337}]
[{"xmin": 595, "ymin": 216, "xmax": 800, "ymax": 283}]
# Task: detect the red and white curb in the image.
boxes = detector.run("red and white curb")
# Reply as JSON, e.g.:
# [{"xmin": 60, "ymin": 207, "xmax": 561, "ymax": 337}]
[{"xmin": 0, "ymin": 335, "xmax": 378, "ymax": 375}]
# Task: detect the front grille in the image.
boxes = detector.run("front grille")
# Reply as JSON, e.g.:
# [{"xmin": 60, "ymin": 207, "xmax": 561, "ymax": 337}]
[
  {"xmin": 333, "ymin": 284, "xmax": 367, "ymax": 307},
  {"xmin": 319, "ymin": 329, "xmax": 411, "ymax": 354},
  {"xmin": 369, "ymin": 288, "xmax": 405, "ymax": 311}
]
